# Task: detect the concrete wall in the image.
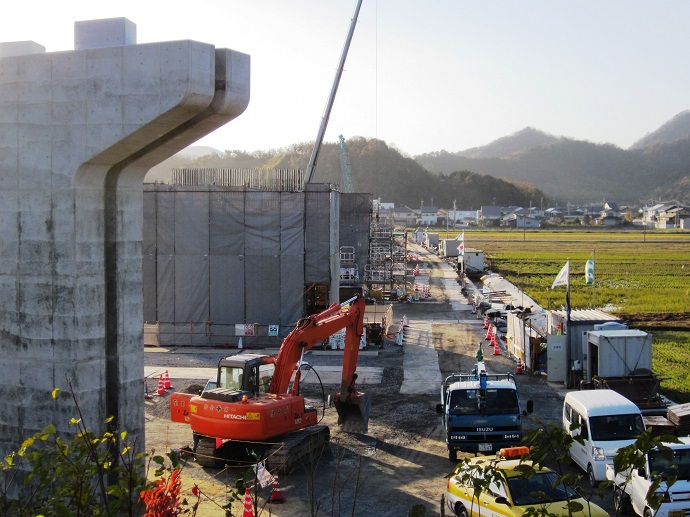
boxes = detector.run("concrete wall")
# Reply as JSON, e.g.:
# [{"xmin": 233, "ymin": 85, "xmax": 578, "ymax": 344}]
[{"xmin": 0, "ymin": 18, "xmax": 249, "ymax": 459}]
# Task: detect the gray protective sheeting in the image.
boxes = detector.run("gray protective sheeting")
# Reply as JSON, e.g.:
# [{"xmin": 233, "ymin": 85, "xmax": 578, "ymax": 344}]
[
  {"xmin": 340, "ymin": 193, "xmax": 372, "ymax": 280},
  {"xmin": 143, "ymin": 184, "xmax": 338, "ymax": 346}
]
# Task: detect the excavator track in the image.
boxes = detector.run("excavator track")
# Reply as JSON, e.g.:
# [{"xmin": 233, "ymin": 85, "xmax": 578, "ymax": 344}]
[
  {"xmin": 195, "ymin": 425, "xmax": 331, "ymax": 473},
  {"xmin": 265, "ymin": 424, "xmax": 330, "ymax": 474},
  {"xmin": 195, "ymin": 437, "xmax": 221, "ymax": 468}
]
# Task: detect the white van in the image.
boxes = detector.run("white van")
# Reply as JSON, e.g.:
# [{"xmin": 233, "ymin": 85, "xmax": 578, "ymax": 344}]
[
  {"xmin": 563, "ymin": 390, "xmax": 645, "ymax": 485},
  {"xmin": 607, "ymin": 437, "xmax": 690, "ymax": 517}
]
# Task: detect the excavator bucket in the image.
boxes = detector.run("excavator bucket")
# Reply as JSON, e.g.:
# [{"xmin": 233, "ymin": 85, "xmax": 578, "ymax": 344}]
[{"xmin": 334, "ymin": 391, "xmax": 370, "ymax": 434}]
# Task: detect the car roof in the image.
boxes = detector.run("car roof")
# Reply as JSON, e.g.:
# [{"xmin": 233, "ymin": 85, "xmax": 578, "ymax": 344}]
[
  {"xmin": 461, "ymin": 456, "xmax": 547, "ymax": 476},
  {"xmin": 564, "ymin": 390, "xmax": 639, "ymax": 415},
  {"xmin": 450, "ymin": 379, "xmax": 517, "ymax": 390}
]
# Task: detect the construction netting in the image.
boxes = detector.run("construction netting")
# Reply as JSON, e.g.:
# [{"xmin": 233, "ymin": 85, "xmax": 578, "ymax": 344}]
[
  {"xmin": 339, "ymin": 193, "xmax": 372, "ymax": 280},
  {"xmin": 143, "ymin": 184, "xmax": 341, "ymax": 346}
]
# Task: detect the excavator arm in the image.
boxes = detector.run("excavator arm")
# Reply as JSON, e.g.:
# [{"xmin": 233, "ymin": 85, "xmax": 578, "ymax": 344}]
[
  {"xmin": 269, "ymin": 295, "xmax": 365, "ymax": 395},
  {"xmin": 268, "ymin": 294, "xmax": 370, "ymax": 432}
]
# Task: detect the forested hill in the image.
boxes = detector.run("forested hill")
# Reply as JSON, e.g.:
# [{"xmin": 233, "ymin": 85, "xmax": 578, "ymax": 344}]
[
  {"xmin": 416, "ymin": 129, "xmax": 690, "ymax": 205},
  {"xmin": 146, "ymin": 137, "xmax": 547, "ymax": 209}
]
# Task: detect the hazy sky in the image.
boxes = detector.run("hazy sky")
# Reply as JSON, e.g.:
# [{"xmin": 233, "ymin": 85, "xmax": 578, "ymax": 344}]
[{"xmin": 3, "ymin": 1, "xmax": 690, "ymax": 156}]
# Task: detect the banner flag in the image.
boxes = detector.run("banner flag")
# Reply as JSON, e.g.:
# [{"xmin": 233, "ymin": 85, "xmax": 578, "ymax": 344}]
[
  {"xmin": 551, "ymin": 261, "xmax": 570, "ymax": 289},
  {"xmin": 585, "ymin": 259, "xmax": 595, "ymax": 285}
]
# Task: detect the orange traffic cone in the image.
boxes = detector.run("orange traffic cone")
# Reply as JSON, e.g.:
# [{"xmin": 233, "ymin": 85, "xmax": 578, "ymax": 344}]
[
  {"xmin": 485, "ymin": 325, "xmax": 493, "ymax": 341},
  {"xmin": 515, "ymin": 358, "xmax": 524, "ymax": 375},
  {"xmin": 157, "ymin": 374, "xmax": 166, "ymax": 396},
  {"xmin": 269, "ymin": 475, "xmax": 286, "ymax": 504},
  {"xmin": 483, "ymin": 316, "xmax": 489, "ymax": 329},
  {"xmin": 492, "ymin": 338, "xmax": 500, "ymax": 356},
  {"xmin": 164, "ymin": 370, "xmax": 173, "ymax": 390},
  {"xmin": 242, "ymin": 487, "xmax": 253, "ymax": 517}
]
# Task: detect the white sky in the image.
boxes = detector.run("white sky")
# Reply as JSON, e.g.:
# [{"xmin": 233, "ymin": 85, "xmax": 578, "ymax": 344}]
[{"xmin": 3, "ymin": 1, "xmax": 690, "ymax": 156}]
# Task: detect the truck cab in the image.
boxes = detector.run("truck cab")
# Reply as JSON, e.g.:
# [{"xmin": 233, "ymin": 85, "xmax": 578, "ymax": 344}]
[
  {"xmin": 437, "ymin": 362, "xmax": 533, "ymax": 460},
  {"xmin": 608, "ymin": 437, "xmax": 690, "ymax": 517}
]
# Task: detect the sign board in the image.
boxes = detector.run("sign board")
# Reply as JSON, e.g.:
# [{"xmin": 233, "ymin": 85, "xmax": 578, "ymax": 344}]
[
  {"xmin": 268, "ymin": 325, "xmax": 279, "ymax": 337},
  {"xmin": 235, "ymin": 324, "xmax": 255, "ymax": 336}
]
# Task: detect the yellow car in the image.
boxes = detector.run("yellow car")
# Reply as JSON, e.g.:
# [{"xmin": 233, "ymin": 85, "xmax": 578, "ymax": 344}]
[{"xmin": 445, "ymin": 447, "xmax": 610, "ymax": 517}]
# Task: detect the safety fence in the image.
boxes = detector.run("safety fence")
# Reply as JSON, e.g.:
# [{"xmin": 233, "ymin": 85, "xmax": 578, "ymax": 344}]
[{"xmin": 171, "ymin": 167, "xmax": 304, "ymax": 191}]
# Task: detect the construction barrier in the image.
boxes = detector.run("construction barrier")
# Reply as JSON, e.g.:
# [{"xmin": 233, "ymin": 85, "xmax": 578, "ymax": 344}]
[
  {"xmin": 242, "ymin": 487, "xmax": 253, "ymax": 517},
  {"xmin": 164, "ymin": 370, "xmax": 173, "ymax": 390},
  {"xmin": 156, "ymin": 375, "xmax": 166, "ymax": 396},
  {"xmin": 269, "ymin": 475, "xmax": 286, "ymax": 504}
]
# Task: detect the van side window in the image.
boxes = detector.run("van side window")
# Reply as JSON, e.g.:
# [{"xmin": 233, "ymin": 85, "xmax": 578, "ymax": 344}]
[
  {"xmin": 564, "ymin": 403, "xmax": 572, "ymax": 423},
  {"xmin": 579, "ymin": 415, "xmax": 589, "ymax": 440}
]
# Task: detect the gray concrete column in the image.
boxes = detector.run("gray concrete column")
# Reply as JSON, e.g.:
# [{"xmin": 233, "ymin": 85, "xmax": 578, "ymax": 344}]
[{"xmin": 0, "ymin": 18, "xmax": 250, "ymax": 457}]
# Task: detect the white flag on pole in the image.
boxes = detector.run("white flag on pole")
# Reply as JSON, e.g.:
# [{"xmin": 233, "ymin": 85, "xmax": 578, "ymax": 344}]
[
  {"xmin": 457, "ymin": 232, "xmax": 465, "ymax": 255},
  {"xmin": 551, "ymin": 262, "xmax": 570, "ymax": 289}
]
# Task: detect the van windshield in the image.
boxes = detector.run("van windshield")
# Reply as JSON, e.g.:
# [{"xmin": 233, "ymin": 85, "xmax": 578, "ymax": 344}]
[
  {"xmin": 649, "ymin": 448, "xmax": 690, "ymax": 480},
  {"xmin": 449, "ymin": 388, "xmax": 519, "ymax": 416},
  {"xmin": 589, "ymin": 414, "xmax": 645, "ymax": 441}
]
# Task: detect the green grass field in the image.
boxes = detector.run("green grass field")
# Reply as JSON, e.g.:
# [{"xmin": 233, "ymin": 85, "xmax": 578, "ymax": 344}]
[{"xmin": 426, "ymin": 228, "xmax": 690, "ymax": 402}]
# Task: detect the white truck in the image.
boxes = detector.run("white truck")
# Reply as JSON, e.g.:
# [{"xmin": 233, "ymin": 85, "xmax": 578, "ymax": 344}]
[{"xmin": 607, "ymin": 437, "xmax": 690, "ymax": 517}]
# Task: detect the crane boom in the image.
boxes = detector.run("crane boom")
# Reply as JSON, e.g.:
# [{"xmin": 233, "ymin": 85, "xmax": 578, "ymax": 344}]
[{"xmin": 304, "ymin": 0, "xmax": 363, "ymax": 184}]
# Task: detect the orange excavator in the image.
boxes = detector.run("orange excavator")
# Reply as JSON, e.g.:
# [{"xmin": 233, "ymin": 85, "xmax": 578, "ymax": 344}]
[{"xmin": 170, "ymin": 295, "xmax": 370, "ymax": 471}]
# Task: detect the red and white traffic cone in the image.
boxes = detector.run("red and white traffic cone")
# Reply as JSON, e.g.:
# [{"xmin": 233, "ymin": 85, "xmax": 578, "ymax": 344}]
[
  {"xmin": 492, "ymin": 337, "xmax": 500, "ymax": 356},
  {"xmin": 242, "ymin": 487, "xmax": 253, "ymax": 517},
  {"xmin": 269, "ymin": 475, "xmax": 286, "ymax": 504},
  {"xmin": 164, "ymin": 370, "xmax": 173, "ymax": 390},
  {"xmin": 157, "ymin": 374, "xmax": 166, "ymax": 396},
  {"xmin": 485, "ymin": 325, "xmax": 493, "ymax": 341},
  {"xmin": 483, "ymin": 316, "xmax": 489, "ymax": 329},
  {"xmin": 515, "ymin": 358, "xmax": 524, "ymax": 375}
]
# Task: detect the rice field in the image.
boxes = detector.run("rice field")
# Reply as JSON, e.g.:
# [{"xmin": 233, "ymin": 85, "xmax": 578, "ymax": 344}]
[{"xmin": 433, "ymin": 228, "xmax": 690, "ymax": 402}]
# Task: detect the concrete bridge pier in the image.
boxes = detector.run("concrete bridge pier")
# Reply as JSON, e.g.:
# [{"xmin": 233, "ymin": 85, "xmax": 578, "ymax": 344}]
[{"xmin": 0, "ymin": 18, "xmax": 250, "ymax": 459}]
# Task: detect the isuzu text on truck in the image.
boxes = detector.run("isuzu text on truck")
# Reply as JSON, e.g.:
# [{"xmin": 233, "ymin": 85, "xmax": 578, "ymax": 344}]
[{"xmin": 436, "ymin": 362, "xmax": 533, "ymax": 461}]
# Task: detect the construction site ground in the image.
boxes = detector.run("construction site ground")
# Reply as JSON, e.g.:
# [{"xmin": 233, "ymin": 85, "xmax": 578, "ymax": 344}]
[{"xmin": 144, "ymin": 245, "xmax": 615, "ymax": 516}]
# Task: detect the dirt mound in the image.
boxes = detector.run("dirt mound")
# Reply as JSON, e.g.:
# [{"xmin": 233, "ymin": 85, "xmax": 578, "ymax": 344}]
[{"xmin": 618, "ymin": 312, "xmax": 690, "ymax": 330}]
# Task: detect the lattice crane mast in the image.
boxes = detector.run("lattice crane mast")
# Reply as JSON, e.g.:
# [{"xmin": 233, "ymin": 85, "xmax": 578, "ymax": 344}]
[{"xmin": 338, "ymin": 134, "xmax": 355, "ymax": 193}]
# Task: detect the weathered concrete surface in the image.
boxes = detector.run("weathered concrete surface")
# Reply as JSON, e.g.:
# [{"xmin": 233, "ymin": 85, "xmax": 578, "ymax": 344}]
[{"xmin": 0, "ymin": 18, "xmax": 250, "ymax": 458}]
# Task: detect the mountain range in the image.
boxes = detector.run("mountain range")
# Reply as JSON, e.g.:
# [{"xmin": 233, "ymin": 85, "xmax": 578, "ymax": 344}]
[{"xmin": 145, "ymin": 111, "xmax": 690, "ymax": 207}]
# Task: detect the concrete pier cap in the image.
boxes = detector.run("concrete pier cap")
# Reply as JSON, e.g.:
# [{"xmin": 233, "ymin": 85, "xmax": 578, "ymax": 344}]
[{"xmin": 0, "ymin": 16, "xmax": 250, "ymax": 464}]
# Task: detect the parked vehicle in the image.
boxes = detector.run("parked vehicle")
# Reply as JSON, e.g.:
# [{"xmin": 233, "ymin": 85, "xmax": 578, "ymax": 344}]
[
  {"xmin": 170, "ymin": 295, "xmax": 369, "ymax": 471},
  {"xmin": 437, "ymin": 362, "xmax": 533, "ymax": 460},
  {"xmin": 563, "ymin": 390, "xmax": 645, "ymax": 485},
  {"xmin": 445, "ymin": 446, "xmax": 609, "ymax": 517},
  {"xmin": 608, "ymin": 437, "xmax": 690, "ymax": 517}
]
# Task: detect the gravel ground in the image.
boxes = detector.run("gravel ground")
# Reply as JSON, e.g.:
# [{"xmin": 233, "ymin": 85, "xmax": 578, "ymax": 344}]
[{"xmin": 144, "ymin": 245, "xmax": 614, "ymax": 516}]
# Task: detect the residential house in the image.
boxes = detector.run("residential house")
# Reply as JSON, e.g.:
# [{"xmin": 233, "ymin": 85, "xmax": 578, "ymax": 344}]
[
  {"xmin": 418, "ymin": 206, "xmax": 439, "ymax": 225},
  {"xmin": 595, "ymin": 202, "xmax": 624, "ymax": 226},
  {"xmin": 447, "ymin": 209, "xmax": 480, "ymax": 226},
  {"xmin": 502, "ymin": 212, "xmax": 541, "ymax": 228},
  {"xmin": 656, "ymin": 205, "xmax": 690, "ymax": 229},
  {"xmin": 479, "ymin": 206, "xmax": 502, "ymax": 227},
  {"xmin": 391, "ymin": 205, "xmax": 417, "ymax": 226}
]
